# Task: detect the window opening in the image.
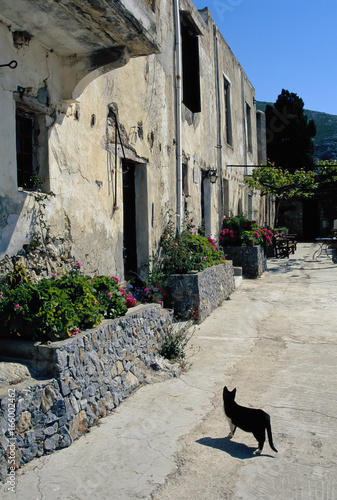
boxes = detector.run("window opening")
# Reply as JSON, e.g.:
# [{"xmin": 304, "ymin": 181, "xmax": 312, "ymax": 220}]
[
  {"xmin": 16, "ymin": 110, "xmax": 35, "ymax": 188},
  {"xmin": 223, "ymin": 77, "xmax": 233, "ymax": 146},
  {"xmin": 181, "ymin": 12, "xmax": 201, "ymax": 113},
  {"xmin": 182, "ymin": 162, "xmax": 189, "ymax": 197},
  {"xmin": 246, "ymin": 102, "xmax": 252, "ymax": 153}
]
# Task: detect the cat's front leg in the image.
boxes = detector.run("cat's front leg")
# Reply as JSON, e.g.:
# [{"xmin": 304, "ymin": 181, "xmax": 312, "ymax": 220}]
[{"xmin": 226, "ymin": 417, "xmax": 236, "ymax": 438}]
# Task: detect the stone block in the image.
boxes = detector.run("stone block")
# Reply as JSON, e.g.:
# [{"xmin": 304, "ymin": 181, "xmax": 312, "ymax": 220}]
[
  {"xmin": 41, "ymin": 385, "xmax": 58, "ymax": 413},
  {"xmin": 44, "ymin": 434, "xmax": 60, "ymax": 452},
  {"xmin": 44, "ymin": 422, "xmax": 58, "ymax": 436},
  {"xmin": 222, "ymin": 245, "xmax": 267, "ymax": 278},
  {"xmin": 15, "ymin": 411, "xmax": 31, "ymax": 434},
  {"xmin": 166, "ymin": 263, "xmax": 235, "ymax": 322}
]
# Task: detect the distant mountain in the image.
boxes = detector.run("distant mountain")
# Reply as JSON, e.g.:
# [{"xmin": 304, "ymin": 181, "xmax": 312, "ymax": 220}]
[{"xmin": 257, "ymin": 101, "xmax": 337, "ymax": 161}]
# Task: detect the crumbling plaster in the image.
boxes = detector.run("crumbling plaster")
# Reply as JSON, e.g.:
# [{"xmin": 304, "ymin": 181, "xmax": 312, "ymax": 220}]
[{"xmin": 0, "ymin": 0, "xmax": 272, "ymax": 279}]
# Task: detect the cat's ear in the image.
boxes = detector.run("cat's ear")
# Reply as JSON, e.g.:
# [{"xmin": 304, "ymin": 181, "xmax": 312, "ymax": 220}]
[{"xmin": 232, "ymin": 388, "xmax": 236, "ymax": 397}]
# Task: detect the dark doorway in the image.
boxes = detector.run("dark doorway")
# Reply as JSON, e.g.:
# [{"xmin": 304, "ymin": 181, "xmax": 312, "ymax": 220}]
[
  {"xmin": 302, "ymin": 199, "xmax": 320, "ymax": 240},
  {"xmin": 122, "ymin": 160, "xmax": 137, "ymax": 279}
]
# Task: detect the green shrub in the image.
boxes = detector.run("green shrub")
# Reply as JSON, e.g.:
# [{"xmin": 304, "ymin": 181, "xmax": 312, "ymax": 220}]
[
  {"xmin": 152, "ymin": 212, "xmax": 226, "ymax": 280},
  {"xmin": 160, "ymin": 321, "xmax": 195, "ymax": 361},
  {"xmin": 0, "ymin": 266, "xmax": 128, "ymax": 341}
]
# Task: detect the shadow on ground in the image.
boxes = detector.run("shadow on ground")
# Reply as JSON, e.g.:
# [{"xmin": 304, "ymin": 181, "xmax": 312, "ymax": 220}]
[{"xmin": 196, "ymin": 436, "xmax": 275, "ymax": 459}]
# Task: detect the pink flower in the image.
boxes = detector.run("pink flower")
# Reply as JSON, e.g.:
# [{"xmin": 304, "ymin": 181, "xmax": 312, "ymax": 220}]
[
  {"xmin": 126, "ymin": 294, "xmax": 137, "ymax": 308},
  {"xmin": 120, "ymin": 287, "xmax": 126, "ymax": 297},
  {"xmin": 15, "ymin": 303, "xmax": 22, "ymax": 309},
  {"xmin": 229, "ymin": 230, "xmax": 235, "ymax": 238},
  {"xmin": 68, "ymin": 326, "xmax": 80, "ymax": 336},
  {"xmin": 192, "ymin": 224, "xmax": 196, "ymax": 228},
  {"xmin": 220, "ymin": 236, "xmax": 224, "ymax": 241},
  {"xmin": 202, "ymin": 256, "xmax": 207, "ymax": 261},
  {"xmin": 156, "ymin": 284, "xmax": 162, "ymax": 292},
  {"xmin": 254, "ymin": 231, "xmax": 259, "ymax": 238},
  {"xmin": 51, "ymin": 273, "xmax": 57, "ymax": 278},
  {"xmin": 207, "ymin": 237, "xmax": 215, "ymax": 246},
  {"xmin": 111, "ymin": 276, "xmax": 120, "ymax": 284},
  {"xmin": 144, "ymin": 287, "xmax": 149, "ymax": 294},
  {"xmin": 88, "ymin": 279, "xmax": 92, "ymax": 284},
  {"xmin": 108, "ymin": 291, "xmax": 113, "ymax": 297},
  {"xmin": 75, "ymin": 262, "xmax": 82, "ymax": 267}
]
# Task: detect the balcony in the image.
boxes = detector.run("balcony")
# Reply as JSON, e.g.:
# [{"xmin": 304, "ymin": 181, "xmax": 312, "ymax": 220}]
[{"xmin": 0, "ymin": 0, "xmax": 159, "ymax": 97}]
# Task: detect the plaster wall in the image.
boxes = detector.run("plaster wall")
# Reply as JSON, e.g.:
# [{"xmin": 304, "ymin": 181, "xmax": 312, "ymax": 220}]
[{"xmin": 0, "ymin": 0, "xmax": 271, "ymax": 279}]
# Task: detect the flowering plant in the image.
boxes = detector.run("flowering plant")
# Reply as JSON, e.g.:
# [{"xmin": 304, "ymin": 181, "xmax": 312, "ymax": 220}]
[
  {"xmin": 220, "ymin": 215, "xmax": 275, "ymax": 248},
  {"xmin": 0, "ymin": 263, "xmax": 132, "ymax": 341},
  {"xmin": 157, "ymin": 213, "xmax": 226, "ymax": 276}
]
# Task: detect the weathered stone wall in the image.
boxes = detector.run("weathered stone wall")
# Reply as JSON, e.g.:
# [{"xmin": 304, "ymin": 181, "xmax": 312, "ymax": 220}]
[
  {"xmin": 166, "ymin": 262, "xmax": 235, "ymax": 322},
  {"xmin": 0, "ymin": 239, "xmax": 74, "ymax": 284},
  {"xmin": 0, "ymin": 304, "xmax": 174, "ymax": 482},
  {"xmin": 221, "ymin": 246, "xmax": 267, "ymax": 278},
  {"xmin": 0, "ymin": 0, "xmax": 271, "ymax": 282}
]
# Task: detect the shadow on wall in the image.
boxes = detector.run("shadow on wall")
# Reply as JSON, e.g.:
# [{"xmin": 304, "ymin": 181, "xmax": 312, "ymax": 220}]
[{"xmin": 0, "ymin": 192, "xmax": 35, "ymax": 258}]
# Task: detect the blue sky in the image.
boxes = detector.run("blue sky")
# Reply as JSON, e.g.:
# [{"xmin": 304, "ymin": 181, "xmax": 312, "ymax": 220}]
[{"xmin": 192, "ymin": 0, "xmax": 337, "ymax": 115}]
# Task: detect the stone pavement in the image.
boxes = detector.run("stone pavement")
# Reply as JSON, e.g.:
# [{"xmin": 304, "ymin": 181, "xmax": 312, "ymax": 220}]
[{"xmin": 1, "ymin": 242, "xmax": 337, "ymax": 499}]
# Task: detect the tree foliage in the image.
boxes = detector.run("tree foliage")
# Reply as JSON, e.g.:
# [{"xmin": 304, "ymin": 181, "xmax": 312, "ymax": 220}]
[
  {"xmin": 246, "ymin": 161, "xmax": 337, "ymax": 225},
  {"xmin": 246, "ymin": 163, "xmax": 318, "ymax": 200},
  {"xmin": 265, "ymin": 89, "xmax": 316, "ymax": 173}
]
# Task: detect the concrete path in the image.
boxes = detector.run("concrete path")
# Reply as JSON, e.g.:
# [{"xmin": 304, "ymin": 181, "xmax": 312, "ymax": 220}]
[{"xmin": 1, "ymin": 243, "xmax": 337, "ymax": 499}]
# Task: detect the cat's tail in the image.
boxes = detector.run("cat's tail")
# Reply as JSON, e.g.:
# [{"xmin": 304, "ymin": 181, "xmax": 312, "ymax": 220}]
[{"xmin": 266, "ymin": 414, "xmax": 278, "ymax": 453}]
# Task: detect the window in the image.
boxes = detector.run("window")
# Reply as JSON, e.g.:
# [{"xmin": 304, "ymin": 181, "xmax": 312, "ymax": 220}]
[
  {"xmin": 15, "ymin": 95, "xmax": 50, "ymax": 190},
  {"xmin": 180, "ymin": 12, "xmax": 201, "ymax": 113},
  {"xmin": 223, "ymin": 77, "xmax": 232, "ymax": 146},
  {"xmin": 182, "ymin": 162, "xmax": 189, "ymax": 197},
  {"xmin": 223, "ymin": 178, "xmax": 229, "ymax": 216},
  {"xmin": 246, "ymin": 102, "xmax": 252, "ymax": 153},
  {"xmin": 16, "ymin": 110, "xmax": 35, "ymax": 188}
]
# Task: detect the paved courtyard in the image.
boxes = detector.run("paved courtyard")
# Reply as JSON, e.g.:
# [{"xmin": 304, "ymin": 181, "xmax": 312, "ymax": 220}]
[{"xmin": 1, "ymin": 242, "xmax": 337, "ymax": 499}]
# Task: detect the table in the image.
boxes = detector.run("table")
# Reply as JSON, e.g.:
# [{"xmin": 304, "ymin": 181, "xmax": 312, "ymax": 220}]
[{"xmin": 313, "ymin": 238, "xmax": 334, "ymax": 260}]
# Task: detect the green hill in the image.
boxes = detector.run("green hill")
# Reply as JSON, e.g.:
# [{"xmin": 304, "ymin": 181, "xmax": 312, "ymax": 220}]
[{"xmin": 257, "ymin": 101, "xmax": 337, "ymax": 161}]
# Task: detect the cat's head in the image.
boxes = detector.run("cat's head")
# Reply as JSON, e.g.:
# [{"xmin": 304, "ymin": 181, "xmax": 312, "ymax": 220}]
[{"xmin": 223, "ymin": 386, "xmax": 236, "ymax": 401}]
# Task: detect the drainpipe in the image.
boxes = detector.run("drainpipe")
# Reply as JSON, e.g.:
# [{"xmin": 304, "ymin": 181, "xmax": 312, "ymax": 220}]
[
  {"xmin": 213, "ymin": 25, "xmax": 223, "ymax": 232},
  {"xmin": 173, "ymin": 0, "xmax": 183, "ymax": 233}
]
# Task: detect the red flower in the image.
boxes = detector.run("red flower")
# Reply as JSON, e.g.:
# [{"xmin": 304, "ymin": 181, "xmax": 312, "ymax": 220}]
[{"xmin": 126, "ymin": 294, "xmax": 136, "ymax": 308}]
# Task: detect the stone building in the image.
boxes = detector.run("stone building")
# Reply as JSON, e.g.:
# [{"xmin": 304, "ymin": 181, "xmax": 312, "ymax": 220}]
[{"xmin": 0, "ymin": 0, "xmax": 274, "ymax": 280}]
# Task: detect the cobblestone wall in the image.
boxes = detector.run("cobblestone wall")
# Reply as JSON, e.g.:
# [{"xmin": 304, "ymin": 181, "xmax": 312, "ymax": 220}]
[
  {"xmin": 0, "ymin": 304, "xmax": 173, "ymax": 482},
  {"xmin": 166, "ymin": 262, "xmax": 235, "ymax": 322},
  {"xmin": 221, "ymin": 246, "xmax": 267, "ymax": 278}
]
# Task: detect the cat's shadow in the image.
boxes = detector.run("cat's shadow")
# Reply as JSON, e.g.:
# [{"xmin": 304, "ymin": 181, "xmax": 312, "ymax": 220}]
[{"xmin": 196, "ymin": 436, "xmax": 275, "ymax": 459}]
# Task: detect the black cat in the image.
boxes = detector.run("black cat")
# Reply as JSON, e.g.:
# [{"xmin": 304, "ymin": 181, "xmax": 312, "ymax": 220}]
[{"xmin": 223, "ymin": 386, "xmax": 278, "ymax": 454}]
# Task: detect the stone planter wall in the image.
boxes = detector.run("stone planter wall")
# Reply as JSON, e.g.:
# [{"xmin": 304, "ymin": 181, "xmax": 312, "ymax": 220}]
[
  {"xmin": 0, "ymin": 304, "xmax": 173, "ymax": 482},
  {"xmin": 166, "ymin": 262, "xmax": 235, "ymax": 323},
  {"xmin": 221, "ymin": 245, "xmax": 267, "ymax": 278}
]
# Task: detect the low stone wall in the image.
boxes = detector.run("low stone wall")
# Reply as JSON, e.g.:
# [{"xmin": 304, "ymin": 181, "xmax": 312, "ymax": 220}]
[
  {"xmin": 221, "ymin": 246, "xmax": 267, "ymax": 278},
  {"xmin": 166, "ymin": 262, "xmax": 235, "ymax": 322},
  {"xmin": 0, "ymin": 304, "xmax": 173, "ymax": 482}
]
